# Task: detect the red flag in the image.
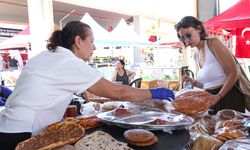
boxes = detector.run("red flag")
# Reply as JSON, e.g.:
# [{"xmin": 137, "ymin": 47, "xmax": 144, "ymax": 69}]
[{"xmin": 235, "ymin": 28, "xmax": 250, "ymax": 58}]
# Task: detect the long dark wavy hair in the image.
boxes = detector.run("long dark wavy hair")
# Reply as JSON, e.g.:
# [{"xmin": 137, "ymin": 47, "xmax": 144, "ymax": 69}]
[
  {"xmin": 174, "ymin": 16, "xmax": 208, "ymax": 45},
  {"xmin": 46, "ymin": 21, "xmax": 91, "ymax": 52}
]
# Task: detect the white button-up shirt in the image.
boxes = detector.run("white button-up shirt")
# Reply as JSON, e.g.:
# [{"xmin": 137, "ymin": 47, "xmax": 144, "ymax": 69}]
[{"xmin": 0, "ymin": 46, "xmax": 102, "ymax": 135}]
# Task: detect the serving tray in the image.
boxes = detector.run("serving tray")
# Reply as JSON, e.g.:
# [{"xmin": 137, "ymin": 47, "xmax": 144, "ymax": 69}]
[{"xmin": 97, "ymin": 109, "xmax": 194, "ymax": 131}]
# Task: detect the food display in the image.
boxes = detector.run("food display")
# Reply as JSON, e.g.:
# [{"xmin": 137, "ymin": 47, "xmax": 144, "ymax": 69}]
[
  {"xmin": 124, "ymin": 129, "xmax": 158, "ymax": 147},
  {"xmin": 172, "ymin": 90, "xmax": 212, "ymax": 116},
  {"xmin": 191, "ymin": 115, "xmax": 216, "ymax": 135},
  {"xmin": 190, "ymin": 109, "xmax": 250, "ymax": 149},
  {"xmin": 215, "ymin": 109, "xmax": 237, "ymax": 120},
  {"xmin": 74, "ymin": 131, "xmax": 132, "ymax": 150},
  {"xmin": 191, "ymin": 134, "xmax": 224, "ymax": 150},
  {"xmin": 218, "ymin": 138, "xmax": 250, "ymax": 150},
  {"xmin": 14, "ymin": 96, "xmax": 250, "ymax": 150},
  {"xmin": 15, "ymin": 121, "xmax": 85, "ymax": 150},
  {"xmin": 48, "ymin": 116, "xmax": 103, "ymax": 131},
  {"xmin": 97, "ymin": 108, "xmax": 194, "ymax": 131}
]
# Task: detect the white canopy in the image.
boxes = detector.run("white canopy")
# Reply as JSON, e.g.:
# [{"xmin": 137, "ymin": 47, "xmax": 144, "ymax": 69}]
[
  {"xmin": 0, "ymin": 25, "xmax": 30, "ymax": 50},
  {"xmin": 80, "ymin": 13, "xmax": 114, "ymax": 46},
  {"xmin": 1, "ymin": 13, "xmax": 151, "ymax": 49},
  {"xmin": 110, "ymin": 19, "xmax": 150, "ymax": 46}
]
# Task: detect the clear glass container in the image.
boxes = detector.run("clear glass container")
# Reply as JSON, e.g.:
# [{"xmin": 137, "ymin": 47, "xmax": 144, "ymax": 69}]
[{"xmin": 183, "ymin": 80, "xmax": 193, "ymax": 89}]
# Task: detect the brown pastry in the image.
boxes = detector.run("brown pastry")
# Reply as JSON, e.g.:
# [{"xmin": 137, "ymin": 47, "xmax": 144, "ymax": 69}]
[
  {"xmin": 219, "ymin": 120, "xmax": 244, "ymax": 130},
  {"xmin": 172, "ymin": 91, "xmax": 211, "ymax": 116},
  {"xmin": 124, "ymin": 129, "xmax": 158, "ymax": 147},
  {"xmin": 16, "ymin": 121, "xmax": 85, "ymax": 150},
  {"xmin": 216, "ymin": 109, "xmax": 236, "ymax": 120},
  {"xmin": 200, "ymin": 115, "xmax": 216, "ymax": 135},
  {"xmin": 192, "ymin": 134, "xmax": 223, "ymax": 150},
  {"xmin": 75, "ymin": 116, "xmax": 103, "ymax": 130},
  {"xmin": 175, "ymin": 91, "xmax": 208, "ymax": 99},
  {"xmin": 212, "ymin": 128, "xmax": 244, "ymax": 142},
  {"xmin": 212, "ymin": 134, "xmax": 228, "ymax": 142},
  {"xmin": 47, "ymin": 116, "xmax": 102, "ymax": 131}
]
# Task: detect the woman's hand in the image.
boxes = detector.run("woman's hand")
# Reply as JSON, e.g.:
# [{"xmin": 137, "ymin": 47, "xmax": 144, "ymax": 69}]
[
  {"xmin": 182, "ymin": 75, "xmax": 195, "ymax": 86},
  {"xmin": 128, "ymin": 77, "xmax": 132, "ymax": 83},
  {"xmin": 209, "ymin": 94, "xmax": 222, "ymax": 106},
  {"xmin": 150, "ymin": 88, "xmax": 175, "ymax": 101}
]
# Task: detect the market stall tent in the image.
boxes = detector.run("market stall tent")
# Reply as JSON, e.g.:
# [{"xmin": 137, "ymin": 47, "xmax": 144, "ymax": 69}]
[
  {"xmin": 110, "ymin": 19, "xmax": 150, "ymax": 46},
  {"xmin": 80, "ymin": 13, "xmax": 114, "ymax": 46},
  {"xmin": 205, "ymin": 0, "xmax": 250, "ymax": 30},
  {"xmin": 0, "ymin": 25, "xmax": 30, "ymax": 50},
  {"xmin": 204, "ymin": 0, "xmax": 250, "ymax": 58}
]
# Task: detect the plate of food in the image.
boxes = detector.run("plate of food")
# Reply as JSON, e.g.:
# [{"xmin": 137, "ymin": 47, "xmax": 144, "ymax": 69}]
[{"xmin": 97, "ymin": 108, "xmax": 195, "ymax": 131}]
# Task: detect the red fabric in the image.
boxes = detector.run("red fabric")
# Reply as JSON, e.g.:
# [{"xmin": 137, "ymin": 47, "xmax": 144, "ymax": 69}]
[
  {"xmin": 205, "ymin": 0, "xmax": 250, "ymax": 30},
  {"xmin": 159, "ymin": 42, "xmax": 183, "ymax": 47},
  {"xmin": 235, "ymin": 28, "xmax": 250, "ymax": 58},
  {"xmin": 148, "ymin": 35, "xmax": 157, "ymax": 42},
  {"xmin": 107, "ymin": 26, "xmax": 113, "ymax": 32}
]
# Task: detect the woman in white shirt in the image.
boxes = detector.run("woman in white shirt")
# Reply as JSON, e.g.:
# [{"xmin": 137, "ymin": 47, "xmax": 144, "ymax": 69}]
[
  {"xmin": 175, "ymin": 16, "xmax": 245, "ymax": 114},
  {"xmin": 0, "ymin": 21, "xmax": 174, "ymax": 149}
]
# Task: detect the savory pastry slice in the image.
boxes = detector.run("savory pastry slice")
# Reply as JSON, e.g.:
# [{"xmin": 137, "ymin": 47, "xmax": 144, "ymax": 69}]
[{"xmin": 16, "ymin": 121, "xmax": 85, "ymax": 150}]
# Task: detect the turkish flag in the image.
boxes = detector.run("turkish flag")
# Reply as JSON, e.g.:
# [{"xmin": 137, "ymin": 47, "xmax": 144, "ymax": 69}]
[{"xmin": 235, "ymin": 28, "xmax": 250, "ymax": 58}]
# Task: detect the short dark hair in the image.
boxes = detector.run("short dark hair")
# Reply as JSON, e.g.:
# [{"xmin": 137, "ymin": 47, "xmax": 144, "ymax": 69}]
[
  {"xmin": 46, "ymin": 21, "xmax": 91, "ymax": 51},
  {"xmin": 174, "ymin": 16, "xmax": 207, "ymax": 45}
]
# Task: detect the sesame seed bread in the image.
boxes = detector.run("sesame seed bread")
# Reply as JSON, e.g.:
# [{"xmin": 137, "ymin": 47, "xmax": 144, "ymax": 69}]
[{"xmin": 75, "ymin": 131, "xmax": 133, "ymax": 150}]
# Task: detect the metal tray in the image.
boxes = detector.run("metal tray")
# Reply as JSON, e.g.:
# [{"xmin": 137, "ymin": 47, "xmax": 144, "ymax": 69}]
[{"xmin": 97, "ymin": 110, "xmax": 195, "ymax": 131}]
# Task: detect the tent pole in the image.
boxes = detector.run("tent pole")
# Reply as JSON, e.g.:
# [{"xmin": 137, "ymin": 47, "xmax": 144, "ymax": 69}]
[{"xmin": 59, "ymin": 9, "xmax": 76, "ymax": 29}]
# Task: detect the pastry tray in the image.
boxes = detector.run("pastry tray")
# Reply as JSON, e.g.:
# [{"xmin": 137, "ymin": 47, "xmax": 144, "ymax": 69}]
[{"xmin": 97, "ymin": 110, "xmax": 194, "ymax": 131}]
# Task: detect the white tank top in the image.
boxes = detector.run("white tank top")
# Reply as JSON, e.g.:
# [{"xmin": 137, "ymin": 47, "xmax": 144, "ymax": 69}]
[{"xmin": 197, "ymin": 41, "xmax": 227, "ymax": 89}]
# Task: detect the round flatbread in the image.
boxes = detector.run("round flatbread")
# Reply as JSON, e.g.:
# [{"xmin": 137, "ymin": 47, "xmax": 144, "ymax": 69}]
[
  {"xmin": 124, "ymin": 129, "xmax": 154, "ymax": 143},
  {"xmin": 128, "ymin": 136, "xmax": 158, "ymax": 147}
]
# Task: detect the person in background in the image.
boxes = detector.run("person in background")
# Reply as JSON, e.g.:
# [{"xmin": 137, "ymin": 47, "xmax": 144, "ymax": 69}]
[
  {"xmin": 3, "ymin": 58, "xmax": 10, "ymax": 71},
  {"xmin": 9, "ymin": 56, "xmax": 19, "ymax": 70},
  {"xmin": 112, "ymin": 59, "xmax": 136, "ymax": 85},
  {"xmin": 175, "ymin": 16, "xmax": 245, "ymax": 114},
  {"xmin": 0, "ymin": 21, "xmax": 175, "ymax": 149}
]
